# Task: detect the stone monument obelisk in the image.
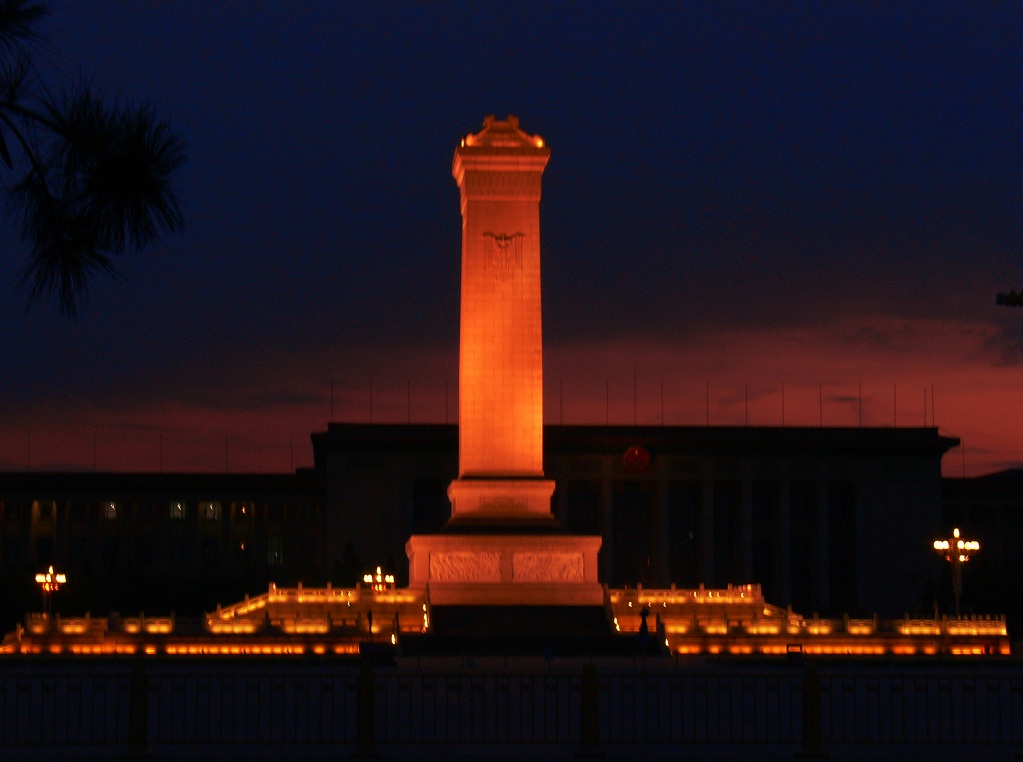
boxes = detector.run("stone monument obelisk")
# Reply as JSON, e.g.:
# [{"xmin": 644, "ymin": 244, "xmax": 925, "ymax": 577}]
[{"xmin": 406, "ymin": 116, "xmax": 602, "ymax": 608}]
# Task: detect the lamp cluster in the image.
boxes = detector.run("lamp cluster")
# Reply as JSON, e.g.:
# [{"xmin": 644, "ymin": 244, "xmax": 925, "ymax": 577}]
[
  {"xmin": 933, "ymin": 527, "xmax": 980, "ymax": 564},
  {"xmin": 363, "ymin": 566, "xmax": 395, "ymax": 593},
  {"xmin": 34, "ymin": 566, "xmax": 66, "ymax": 594}
]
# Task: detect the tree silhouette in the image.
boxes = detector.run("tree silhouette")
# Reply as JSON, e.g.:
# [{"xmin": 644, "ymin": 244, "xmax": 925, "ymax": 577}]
[
  {"xmin": 0, "ymin": 1, "xmax": 184, "ymax": 318},
  {"xmin": 996, "ymin": 290, "xmax": 1023, "ymax": 307}
]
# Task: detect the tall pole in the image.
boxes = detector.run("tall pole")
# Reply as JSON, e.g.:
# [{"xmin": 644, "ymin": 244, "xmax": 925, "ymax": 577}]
[
  {"xmin": 952, "ymin": 562, "xmax": 963, "ymax": 619},
  {"xmin": 934, "ymin": 527, "xmax": 980, "ymax": 618},
  {"xmin": 633, "ymin": 365, "xmax": 637, "ymax": 425}
]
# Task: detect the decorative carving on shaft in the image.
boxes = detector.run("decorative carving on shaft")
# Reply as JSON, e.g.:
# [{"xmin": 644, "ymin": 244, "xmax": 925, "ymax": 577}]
[
  {"xmin": 479, "ymin": 496, "xmax": 529, "ymax": 513},
  {"xmin": 430, "ymin": 552, "xmax": 502, "ymax": 582},
  {"xmin": 513, "ymin": 552, "xmax": 584, "ymax": 582},
  {"xmin": 482, "ymin": 232, "xmax": 524, "ymax": 282}
]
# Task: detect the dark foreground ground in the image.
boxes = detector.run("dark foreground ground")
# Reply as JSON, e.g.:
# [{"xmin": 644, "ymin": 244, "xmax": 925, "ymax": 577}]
[{"xmin": 2, "ymin": 654, "xmax": 1021, "ymax": 760}]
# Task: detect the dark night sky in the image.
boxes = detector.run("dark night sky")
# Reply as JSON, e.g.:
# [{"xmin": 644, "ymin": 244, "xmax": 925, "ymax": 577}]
[{"xmin": 0, "ymin": 2, "xmax": 1020, "ymax": 475}]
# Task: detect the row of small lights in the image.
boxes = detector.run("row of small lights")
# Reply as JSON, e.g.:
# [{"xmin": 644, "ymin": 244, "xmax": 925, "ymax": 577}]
[{"xmin": 27, "ymin": 530, "xmax": 990, "ymax": 655}]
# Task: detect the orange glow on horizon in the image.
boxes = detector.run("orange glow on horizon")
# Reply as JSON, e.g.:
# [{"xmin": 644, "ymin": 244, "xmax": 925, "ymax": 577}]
[{"xmin": 2, "ymin": 311, "xmax": 1021, "ymax": 476}]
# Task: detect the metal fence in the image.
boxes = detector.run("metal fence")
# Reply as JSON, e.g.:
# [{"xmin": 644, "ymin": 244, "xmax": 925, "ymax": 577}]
[
  {"xmin": 0, "ymin": 662, "xmax": 125, "ymax": 747},
  {"xmin": 819, "ymin": 665, "xmax": 1023, "ymax": 746},
  {"xmin": 1, "ymin": 657, "xmax": 1021, "ymax": 758},
  {"xmin": 601, "ymin": 669, "xmax": 803, "ymax": 746},
  {"xmin": 145, "ymin": 664, "xmax": 358, "ymax": 746},
  {"xmin": 375, "ymin": 670, "xmax": 582, "ymax": 747}
]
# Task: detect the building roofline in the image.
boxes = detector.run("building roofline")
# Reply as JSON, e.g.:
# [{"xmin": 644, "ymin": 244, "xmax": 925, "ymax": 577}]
[{"xmin": 309, "ymin": 422, "xmax": 959, "ymax": 466}]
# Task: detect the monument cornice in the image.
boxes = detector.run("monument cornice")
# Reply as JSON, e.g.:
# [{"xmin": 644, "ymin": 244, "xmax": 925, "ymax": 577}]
[{"xmin": 452, "ymin": 151, "xmax": 549, "ymax": 190}]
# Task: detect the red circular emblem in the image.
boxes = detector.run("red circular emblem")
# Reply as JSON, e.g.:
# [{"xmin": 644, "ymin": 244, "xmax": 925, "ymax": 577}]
[{"xmin": 623, "ymin": 445, "xmax": 651, "ymax": 474}]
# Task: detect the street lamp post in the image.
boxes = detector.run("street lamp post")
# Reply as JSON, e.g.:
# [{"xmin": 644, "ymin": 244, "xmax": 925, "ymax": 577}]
[
  {"xmin": 932, "ymin": 527, "xmax": 979, "ymax": 619},
  {"xmin": 34, "ymin": 565, "xmax": 66, "ymax": 617}
]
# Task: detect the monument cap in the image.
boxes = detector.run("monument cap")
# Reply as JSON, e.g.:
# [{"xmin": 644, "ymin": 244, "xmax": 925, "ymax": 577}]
[
  {"xmin": 453, "ymin": 114, "xmax": 550, "ymax": 189},
  {"xmin": 460, "ymin": 114, "xmax": 547, "ymax": 150}
]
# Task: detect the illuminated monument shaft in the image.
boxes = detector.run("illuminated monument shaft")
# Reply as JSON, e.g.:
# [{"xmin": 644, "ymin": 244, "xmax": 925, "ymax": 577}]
[
  {"xmin": 447, "ymin": 114, "xmax": 554, "ymax": 518},
  {"xmin": 407, "ymin": 116, "xmax": 601, "ymax": 606},
  {"xmin": 455, "ymin": 116, "xmax": 547, "ymax": 479}
]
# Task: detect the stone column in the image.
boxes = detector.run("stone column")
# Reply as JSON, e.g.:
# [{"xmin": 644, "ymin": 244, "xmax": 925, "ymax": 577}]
[
  {"xmin": 600, "ymin": 476, "xmax": 614, "ymax": 584},
  {"xmin": 740, "ymin": 467, "xmax": 754, "ymax": 583},
  {"xmin": 778, "ymin": 479, "xmax": 792, "ymax": 605},
  {"xmin": 702, "ymin": 477, "xmax": 715, "ymax": 585},
  {"xmin": 816, "ymin": 479, "xmax": 830, "ymax": 609},
  {"xmin": 452, "ymin": 115, "xmax": 549, "ymax": 481},
  {"xmin": 653, "ymin": 477, "xmax": 670, "ymax": 586},
  {"xmin": 447, "ymin": 114, "xmax": 554, "ymax": 520},
  {"xmin": 406, "ymin": 117, "xmax": 602, "ymax": 608}
]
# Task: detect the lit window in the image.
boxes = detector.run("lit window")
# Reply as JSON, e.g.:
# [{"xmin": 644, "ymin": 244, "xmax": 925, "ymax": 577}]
[
  {"xmin": 169, "ymin": 502, "xmax": 186, "ymax": 520},
  {"xmin": 200, "ymin": 501, "xmax": 221, "ymax": 521},
  {"xmin": 103, "ymin": 502, "xmax": 119, "ymax": 520},
  {"xmin": 268, "ymin": 537, "xmax": 284, "ymax": 566}
]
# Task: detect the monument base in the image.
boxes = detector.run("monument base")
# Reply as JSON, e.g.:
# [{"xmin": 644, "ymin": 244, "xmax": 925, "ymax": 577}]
[
  {"xmin": 447, "ymin": 478, "xmax": 555, "ymax": 520},
  {"xmin": 405, "ymin": 533, "xmax": 603, "ymax": 607}
]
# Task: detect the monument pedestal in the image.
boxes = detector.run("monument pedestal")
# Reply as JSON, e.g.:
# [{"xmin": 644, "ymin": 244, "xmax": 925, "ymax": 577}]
[{"xmin": 405, "ymin": 532, "xmax": 603, "ymax": 606}]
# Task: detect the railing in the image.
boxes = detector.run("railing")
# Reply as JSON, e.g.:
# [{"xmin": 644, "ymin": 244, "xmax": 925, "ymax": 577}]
[
  {"xmin": 375, "ymin": 669, "xmax": 582, "ymax": 747},
  {"xmin": 0, "ymin": 657, "xmax": 1021, "ymax": 757},
  {"xmin": 0, "ymin": 661, "xmax": 127, "ymax": 747},
  {"xmin": 600, "ymin": 667, "xmax": 802, "ymax": 745},
  {"xmin": 819, "ymin": 664, "xmax": 1022, "ymax": 745},
  {"xmin": 144, "ymin": 662, "xmax": 358, "ymax": 746},
  {"xmin": 212, "ymin": 583, "xmax": 361, "ymax": 620},
  {"xmin": 209, "ymin": 582, "xmax": 425, "ymax": 636}
]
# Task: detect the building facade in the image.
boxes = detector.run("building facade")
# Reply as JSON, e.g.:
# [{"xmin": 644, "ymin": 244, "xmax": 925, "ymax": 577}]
[
  {"xmin": 942, "ymin": 469, "xmax": 1023, "ymax": 624},
  {"xmin": 1, "ymin": 422, "xmax": 960, "ymax": 626},
  {"xmin": 313, "ymin": 422, "xmax": 957, "ymax": 616}
]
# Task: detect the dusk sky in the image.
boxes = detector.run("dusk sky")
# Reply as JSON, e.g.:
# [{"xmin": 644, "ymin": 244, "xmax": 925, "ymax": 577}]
[{"xmin": 0, "ymin": 2, "xmax": 1020, "ymax": 476}]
